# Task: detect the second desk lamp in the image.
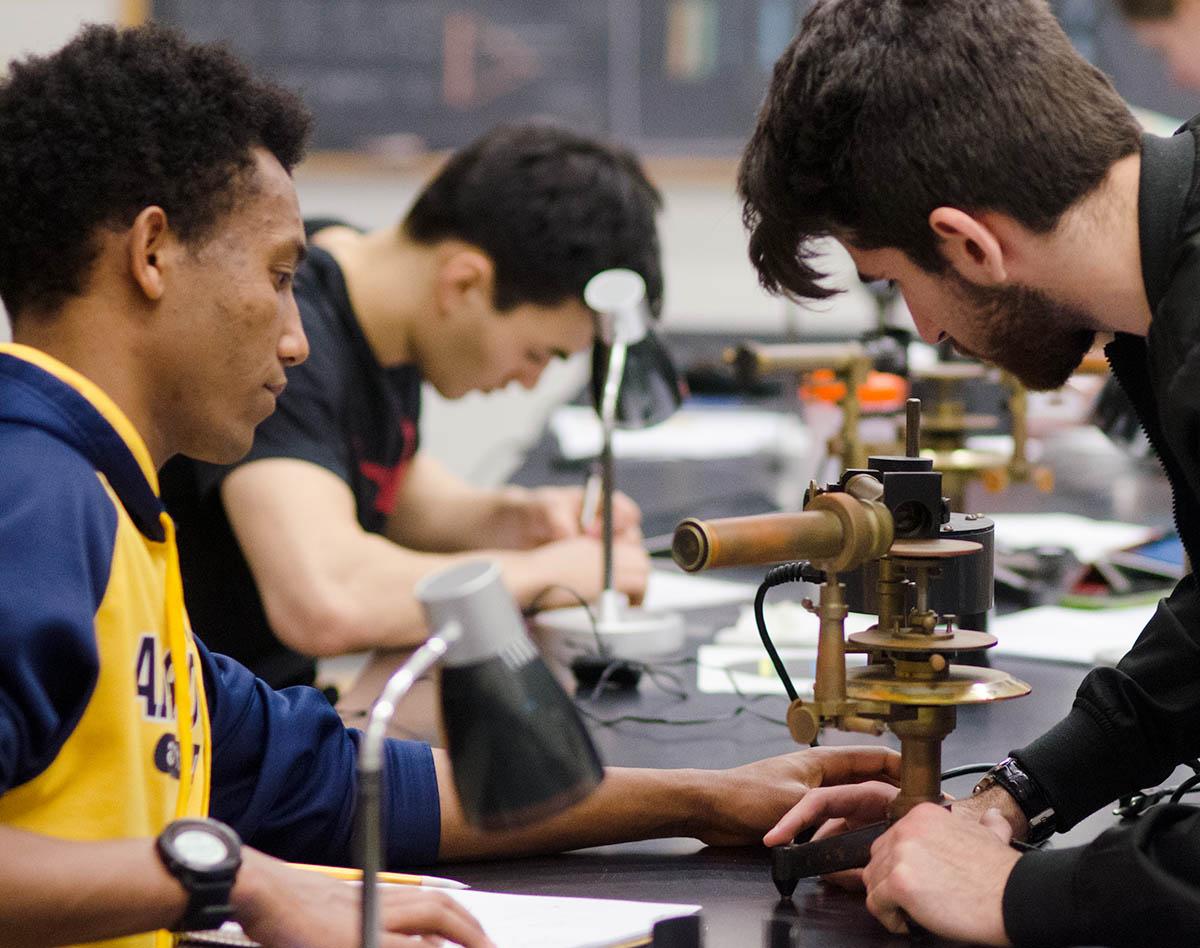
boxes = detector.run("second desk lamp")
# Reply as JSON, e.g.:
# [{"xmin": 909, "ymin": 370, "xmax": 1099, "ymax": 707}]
[
  {"xmin": 534, "ymin": 268, "xmax": 686, "ymax": 666},
  {"xmin": 357, "ymin": 559, "xmax": 605, "ymax": 948}
]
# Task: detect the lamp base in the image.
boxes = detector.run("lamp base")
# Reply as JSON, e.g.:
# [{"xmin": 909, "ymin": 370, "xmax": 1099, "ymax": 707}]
[{"xmin": 532, "ymin": 601, "xmax": 686, "ymax": 661}]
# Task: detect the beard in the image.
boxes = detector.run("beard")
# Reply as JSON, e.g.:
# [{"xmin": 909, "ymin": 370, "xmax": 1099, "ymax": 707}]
[{"xmin": 946, "ymin": 275, "xmax": 1096, "ymax": 391}]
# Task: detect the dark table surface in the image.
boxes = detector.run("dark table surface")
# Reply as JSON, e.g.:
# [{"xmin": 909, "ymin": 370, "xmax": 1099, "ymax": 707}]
[{"xmin": 439, "ymin": 412, "xmax": 1176, "ymax": 948}]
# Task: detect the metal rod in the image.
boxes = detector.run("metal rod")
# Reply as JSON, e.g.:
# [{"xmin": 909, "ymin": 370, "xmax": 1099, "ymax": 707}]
[
  {"xmin": 906, "ymin": 397, "xmax": 921, "ymax": 457},
  {"xmin": 599, "ymin": 335, "xmax": 629, "ymax": 601},
  {"xmin": 359, "ymin": 631, "xmax": 457, "ymax": 948}
]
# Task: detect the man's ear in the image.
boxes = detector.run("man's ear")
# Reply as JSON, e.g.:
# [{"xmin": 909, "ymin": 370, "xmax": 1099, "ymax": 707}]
[
  {"xmin": 127, "ymin": 206, "xmax": 171, "ymax": 302},
  {"xmin": 928, "ymin": 207, "xmax": 1009, "ymax": 286},
  {"xmin": 434, "ymin": 247, "xmax": 495, "ymax": 318}
]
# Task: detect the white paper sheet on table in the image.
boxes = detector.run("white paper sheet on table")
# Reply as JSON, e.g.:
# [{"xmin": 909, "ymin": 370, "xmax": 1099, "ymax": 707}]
[
  {"xmin": 989, "ymin": 512, "xmax": 1155, "ymax": 565},
  {"xmin": 187, "ymin": 890, "xmax": 700, "ymax": 948},
  {"xmin": 990, "ymin": 603, "xmax": 1158, "ymax": 666},
  {"xmin": 697, "ymin": 644, "xmax": 869, "ymax": 695},
  {"xmin": 642, "ymin": 568, "xmax": 757, "ymax": 612},
  {"xmin": 549, "ymin": 404, "xmax": 809, "ymax": 461}
]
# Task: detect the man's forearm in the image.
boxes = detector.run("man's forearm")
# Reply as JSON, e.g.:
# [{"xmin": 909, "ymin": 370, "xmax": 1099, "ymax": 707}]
[
  {"xmin": 435, "ymin": 760, "xmax": 706, "ymax": 861},
  {"xmin": 0, "ymin": 827, "xmax": 185, "ymax": 946}
]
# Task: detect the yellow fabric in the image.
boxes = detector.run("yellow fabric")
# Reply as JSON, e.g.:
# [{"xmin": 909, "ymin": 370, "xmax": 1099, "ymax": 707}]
[{"xmin": 0, "ymin": 347, "xmax": 210, "ymax": 948}]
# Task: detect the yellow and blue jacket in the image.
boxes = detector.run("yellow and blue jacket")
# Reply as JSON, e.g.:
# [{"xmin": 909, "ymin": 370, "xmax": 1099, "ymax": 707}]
[{"xmin": 0, "ymin": 345, "xmax": 440, "ymax": 947}]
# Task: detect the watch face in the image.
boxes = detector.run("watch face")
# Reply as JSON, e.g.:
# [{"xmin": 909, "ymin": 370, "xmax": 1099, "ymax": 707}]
[{"xmin": 175, "ymin": 828, "xmax": 231, "ymax": 869}]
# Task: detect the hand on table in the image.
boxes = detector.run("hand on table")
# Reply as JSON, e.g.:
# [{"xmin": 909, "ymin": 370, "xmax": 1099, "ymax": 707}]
[
  {"xmin": 862, "ymin": 804, "xmax": 1018, "ymax": 946},
  {"xmin": 763, "ymin": 779, "xmax": 1020, "ymax": 946},
  {"xmin": 234, "ymin": 849, "xmax": 494, "ymax": 948},
  {"xmin": 692, "ymin": 746, "xmax": 900, "ymax": 846}
]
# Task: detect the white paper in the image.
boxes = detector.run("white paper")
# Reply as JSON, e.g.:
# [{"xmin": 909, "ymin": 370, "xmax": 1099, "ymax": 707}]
[
  {"xmin": 642, "ymin": 568, "xmax": 758, "ymax": 612},
  {"xmin": 445, "ymin": 890, "xmax": 699, "ymax": 948},
  {"xmin": 990, "ymin": 603, "xmax": 1158, "ymax": 665},
  {"xmin": 989, "ymin": 512, "xmax": 1155, "ymax": 565},
  {"xmin": 697, "ymin": 643, "xmax": 868, "ymax": 695},
  {"xmin": 201, "ymin": 891, "xmax": 700, "ymax": 948},
  {"xmin": 713, "ymin": 601, "xmax": 878, "ymax": 647},
  {"xmin": 549, "ymin": 404, "xmax": 809, "ymax": 461}
]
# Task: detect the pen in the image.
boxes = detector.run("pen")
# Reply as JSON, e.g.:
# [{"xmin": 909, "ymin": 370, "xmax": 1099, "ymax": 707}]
[
  {"xmin": 579, "ymin": 461, "xmax": 603, "ymax": 532},
  {"xmin": 287, "ymin": 861, "xmax": 470, "ymax": 890}
]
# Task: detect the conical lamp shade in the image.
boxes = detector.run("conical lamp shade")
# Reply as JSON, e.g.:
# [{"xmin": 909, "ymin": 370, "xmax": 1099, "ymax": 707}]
[{"xmin": 417, "ymin": 560, "xmax": 604, "ymax": 830}]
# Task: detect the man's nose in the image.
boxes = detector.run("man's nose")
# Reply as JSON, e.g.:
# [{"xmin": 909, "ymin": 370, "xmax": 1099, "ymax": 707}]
[{"xmin": 279, "ymin": 303, "xmax": 309, "ymax": 367}]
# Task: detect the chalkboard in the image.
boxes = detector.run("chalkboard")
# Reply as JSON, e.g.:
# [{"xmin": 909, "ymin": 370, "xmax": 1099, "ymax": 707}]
[{"xmin": 151, "ymin": 0, "xmax": 814, "ymax": 154}]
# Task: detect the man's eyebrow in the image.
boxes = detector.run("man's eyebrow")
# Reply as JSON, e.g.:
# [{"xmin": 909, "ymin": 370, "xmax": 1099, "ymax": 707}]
[{"xmin": 292, "ymin": 239, "xmax": 308, "ymax": 267}]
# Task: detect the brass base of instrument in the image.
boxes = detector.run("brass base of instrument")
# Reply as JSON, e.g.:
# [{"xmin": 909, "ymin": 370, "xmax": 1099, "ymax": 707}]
[{"xmin": 845, "ymin": 662, "xmax": 1031, "ymax": 706}]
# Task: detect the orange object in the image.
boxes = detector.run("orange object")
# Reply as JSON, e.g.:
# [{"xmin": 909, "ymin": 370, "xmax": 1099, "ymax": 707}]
[{"xmin": 799, "ymin": 369, "xmax": 908, "ymax": 413}]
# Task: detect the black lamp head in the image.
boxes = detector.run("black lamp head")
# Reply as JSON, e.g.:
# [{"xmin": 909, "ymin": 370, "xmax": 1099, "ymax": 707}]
[
  {"xmin": 591, "ymin": 329, "xmax": 686, "ymax": 428},
  {"xmin": 585, "ymin": 268, "xmax": 685, "ymax": 429},
  {"xmin": 416, "ymin": 560, "xmax": 604, "ymax": 830}
]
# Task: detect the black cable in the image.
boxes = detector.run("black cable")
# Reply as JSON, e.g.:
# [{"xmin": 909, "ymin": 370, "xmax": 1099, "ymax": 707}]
[
  {"xmin": 754, "ymin": 562, "xmax": 814, "ymax": 703},
  {"xmin": 1168, "ymin": 774, "xmax": 1200, "ymax": 806},
  {"xmin": 939, "ymin": 763, "xmax": 994, "ymax": 782},
  {"xmin": 526, "ymin": 582, "xmax": 604, "ymax": 654}
]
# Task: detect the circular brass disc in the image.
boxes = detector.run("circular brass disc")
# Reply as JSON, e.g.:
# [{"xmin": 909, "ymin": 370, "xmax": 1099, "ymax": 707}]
[
  {"xmin": 922, "ymin": 448, "xmax": 1008, "ymax": 472},
  {"xmin": 922, "ymin": 413, "xmax": 997, "ymax": 433},
  {"xmin": 888, "ymin": 537, "xmax": 982, "ymax": 558},
  {"xmin": 846, "ymin": 664, "xmax": 1031, "ymax": 706},
  {"xmin": 848, "ymin": 628, "xmax": 997, "ymax": 652}
]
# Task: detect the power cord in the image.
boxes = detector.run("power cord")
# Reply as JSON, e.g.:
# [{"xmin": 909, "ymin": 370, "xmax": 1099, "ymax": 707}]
[{"xmin": 1114, "ymin": 759, "xmax": 1200, "ymax": 820}]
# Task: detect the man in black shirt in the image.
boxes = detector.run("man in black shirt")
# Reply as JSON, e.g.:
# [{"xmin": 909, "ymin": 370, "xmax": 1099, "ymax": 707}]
[
  {"xmin": 737, "ymin": 1, "xmax": 1200, "ymax": 945},
  {"xmin": 163, "ymin": 124, "xmax": 658, "ymax": 688}
]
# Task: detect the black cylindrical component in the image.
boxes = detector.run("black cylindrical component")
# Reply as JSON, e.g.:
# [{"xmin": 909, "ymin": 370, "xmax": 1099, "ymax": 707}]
[{"xmin": 841, "ymin": 513, "xmax": 994, "ymax": 629}]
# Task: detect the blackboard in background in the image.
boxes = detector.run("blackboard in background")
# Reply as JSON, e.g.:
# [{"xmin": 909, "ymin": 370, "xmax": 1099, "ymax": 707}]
[
  {"xmin": 153, "ymin": 1, "xmax": 612, "ymax": 151},
  {"xmin": 151, "ymin": 0, "xmax": 813, "ymax": 155},
  {"xmin": 153, "ymin": 2, "xmax": 1173, "ymax": 157}
]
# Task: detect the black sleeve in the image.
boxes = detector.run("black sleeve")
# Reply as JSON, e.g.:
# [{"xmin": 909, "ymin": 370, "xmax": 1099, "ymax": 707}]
[
  {"xmin": 1004, "ymin": 805, "xmax": 1200, "ymax": 947},
  {"xmin": 1012, "ymin": 574, "xmax": 1200, "ymax": 832}
]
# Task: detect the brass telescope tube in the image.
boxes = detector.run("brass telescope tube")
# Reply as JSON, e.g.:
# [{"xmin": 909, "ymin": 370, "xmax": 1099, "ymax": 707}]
[{"xmin": 672, "ymin": 492, "xmax": 894, "ymax": 576}]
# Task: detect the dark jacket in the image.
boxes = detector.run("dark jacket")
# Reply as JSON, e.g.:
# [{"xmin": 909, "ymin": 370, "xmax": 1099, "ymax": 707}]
[{"xmin": 1003, "ymin": 123, "xmax": 1200, "ymax": 946}]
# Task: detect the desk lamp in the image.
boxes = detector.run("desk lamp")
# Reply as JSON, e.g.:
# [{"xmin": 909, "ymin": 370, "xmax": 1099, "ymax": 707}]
[
  {"xmin": 536, "ymin": 268, "xmax": 686, "ymax": 663},
  {"xmin": 356, "ymin": 559, "xmax": 604, "ymax": 948}
]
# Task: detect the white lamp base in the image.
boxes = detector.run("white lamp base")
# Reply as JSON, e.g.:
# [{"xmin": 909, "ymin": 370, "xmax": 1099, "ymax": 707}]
[{"xmin": 532, "ymin": 600, "xmax": 686, "ymax": 661}]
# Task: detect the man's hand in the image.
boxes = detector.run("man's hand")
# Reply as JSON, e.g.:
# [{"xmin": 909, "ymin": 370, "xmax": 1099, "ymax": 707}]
[
  {"xmin": 862, "ymin": 804, "xmax": 1018, "ymax": 946},
  {"xmin": 763, "ymin": 780, "xmax": 901, "ymax": 890},
  {"xmin": 234, "ymin": 849, "xmax": 494, "ymax": 948},
  {"xmin": 688, "ymin": 746, "xmax": 901, "ymax": 846},
  {"xmin": 524, "ymin": 535, "xmax": 651, "ymax": 606},
  {"xmin": 523, "ymin": 485, "xmax": 643, "ymax": 545}
]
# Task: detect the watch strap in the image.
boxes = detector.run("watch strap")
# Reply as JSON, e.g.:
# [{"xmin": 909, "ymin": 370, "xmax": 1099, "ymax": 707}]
[
  {"xmin": 156, "ymin": 818, "xmax": 241, "ymax": 933},
  {"xmin": 973, "ymin": 756, "xmax": 1056, "ymax": 845}
]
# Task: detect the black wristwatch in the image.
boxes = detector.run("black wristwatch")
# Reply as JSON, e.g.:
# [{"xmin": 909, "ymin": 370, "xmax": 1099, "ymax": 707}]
[
  {"xmin": 972, "ymin": 756, "xmax": 1057, "ymax": 845},
  {"xmin": 156, "ymin": 818, "xmax": 242, "ymax": 932}
]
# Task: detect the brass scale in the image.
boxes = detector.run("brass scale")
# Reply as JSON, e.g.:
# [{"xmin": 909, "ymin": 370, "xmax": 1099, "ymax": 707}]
[{"xmin": 670, "ymin": 399, "xmax": 1031, "ymax": 893}]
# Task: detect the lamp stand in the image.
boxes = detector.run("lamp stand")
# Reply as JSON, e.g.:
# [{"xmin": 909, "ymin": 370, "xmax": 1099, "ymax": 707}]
[
  {"xmin": 534, "ymin": 323, "xmax": 684, "ymax": 662},
  {"xmin": 356, "ymin": 628, "xmax": 458, "ymax": 948}
]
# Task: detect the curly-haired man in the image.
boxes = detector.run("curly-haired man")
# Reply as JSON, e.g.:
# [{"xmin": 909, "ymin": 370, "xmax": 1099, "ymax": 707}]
[{"xmin": 744, "ymin": 2, "xmax": 1200, "ymax": 946}]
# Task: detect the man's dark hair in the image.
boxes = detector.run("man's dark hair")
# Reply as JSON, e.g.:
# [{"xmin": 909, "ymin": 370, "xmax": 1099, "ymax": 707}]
[
  {"xmin": 0, "ymin": 23, "xmax": 311, "ymax": 320},
  {"xmin": 1115, "ymin": 0, "xmax": 1178, "ymax": 19},
  {"xmin": 404, "ymin": 123, "xmax": 664, "ymax": 315},
  {"xmin": 738, "ymin": 0, "xmax": 1142, "ymax": 301}
]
